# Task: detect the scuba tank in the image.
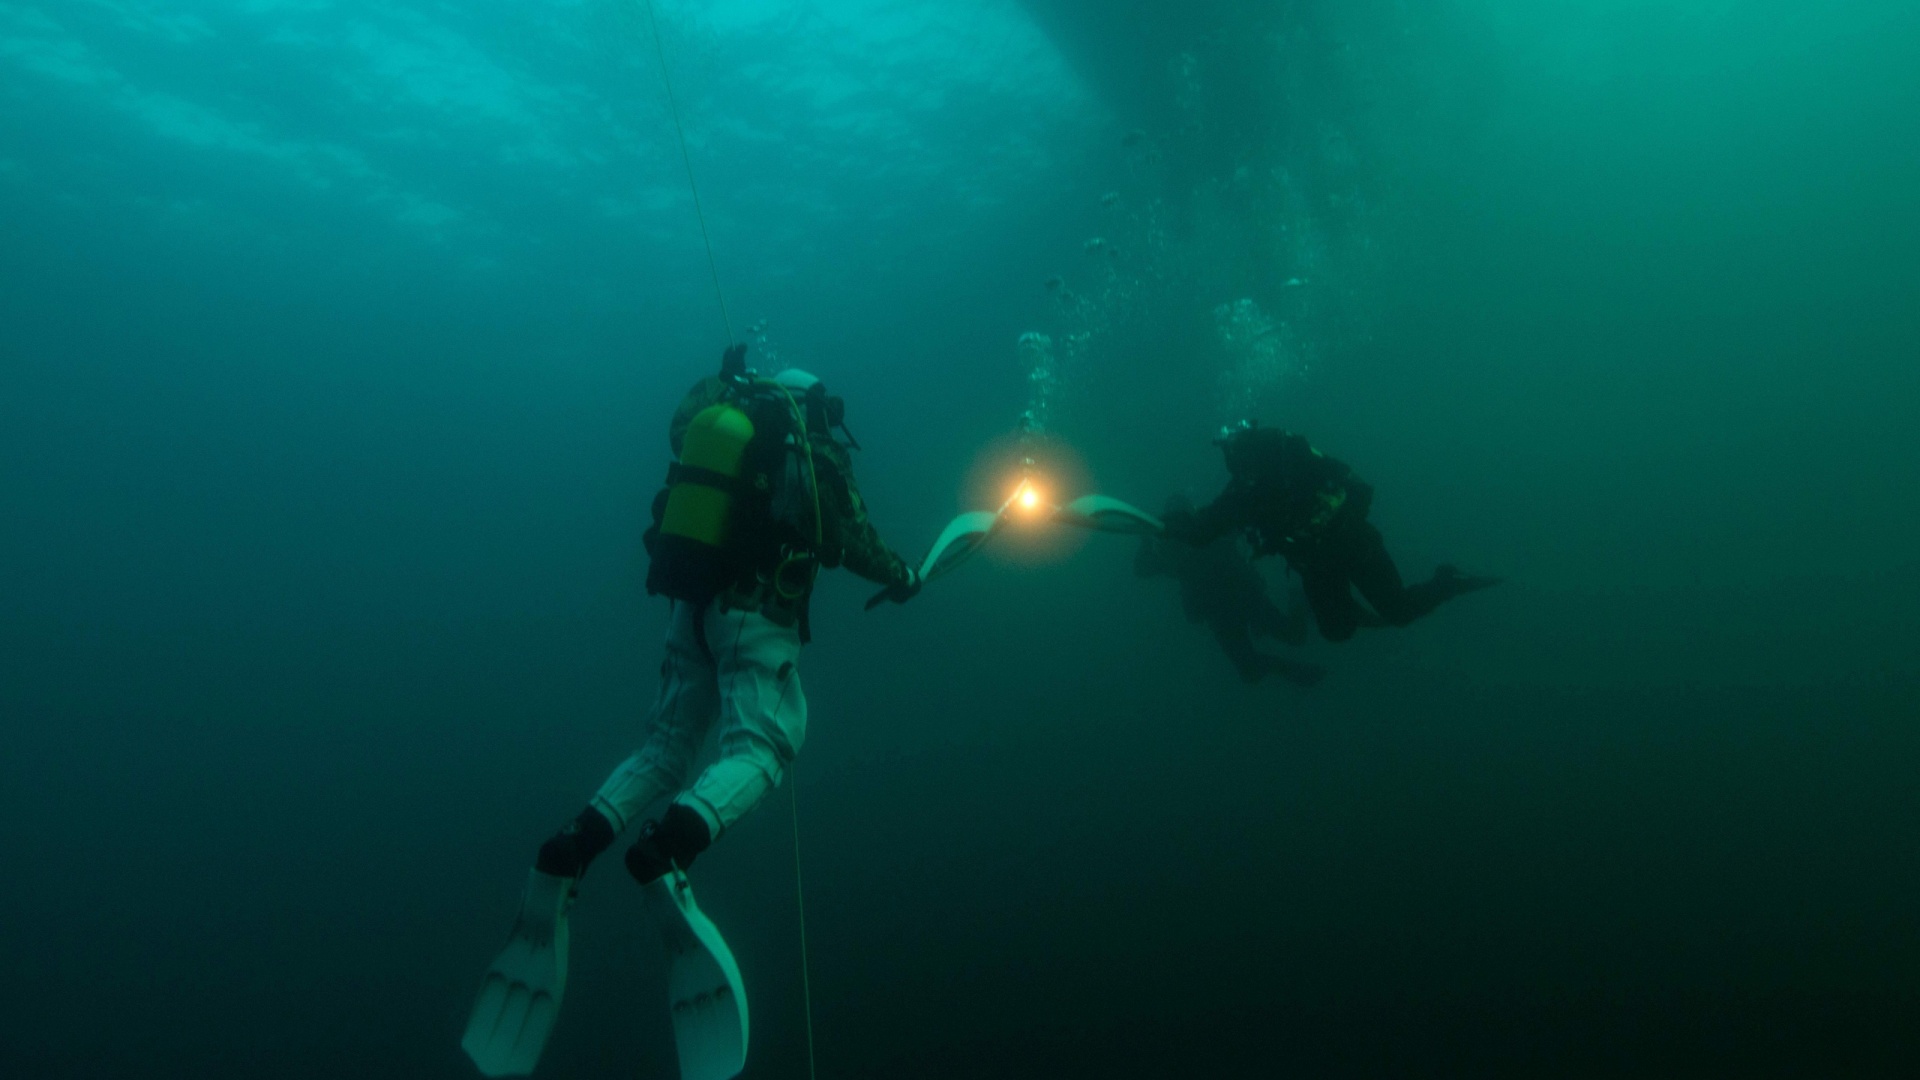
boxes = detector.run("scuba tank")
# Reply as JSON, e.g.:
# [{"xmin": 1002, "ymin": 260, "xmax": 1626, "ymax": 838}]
[
  {"xmin": 663, "ymin": 402, "xmax": 757, "ymax": 550},
  {"xmin": 646, "ymin": 401, "xmax": 758, "ymax": 604}
]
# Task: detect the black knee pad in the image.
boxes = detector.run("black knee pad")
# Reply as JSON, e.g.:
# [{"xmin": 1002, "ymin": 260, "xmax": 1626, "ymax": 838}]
[
  {"xmin": 535, "ymin": 806, "xmax": 615, "ymax": 879},
  {"xmin": 624, "ymin": 803, "xmax": 713, "ymax": 886}
]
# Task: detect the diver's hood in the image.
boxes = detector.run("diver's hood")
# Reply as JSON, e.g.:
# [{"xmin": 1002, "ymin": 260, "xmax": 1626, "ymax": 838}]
[{"xmin": 773, "ymin": 369, "xmax": 820, "ymax": 394}]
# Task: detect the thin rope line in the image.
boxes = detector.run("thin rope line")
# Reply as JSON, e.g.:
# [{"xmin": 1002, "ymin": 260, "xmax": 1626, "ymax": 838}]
[
  {"xmin": 790, "ymin": 769, "xmax": 819, "ymax": 1080},
  {"xmin": 640, "ymin": 0, "xmax": 734, "ymax": 343}
]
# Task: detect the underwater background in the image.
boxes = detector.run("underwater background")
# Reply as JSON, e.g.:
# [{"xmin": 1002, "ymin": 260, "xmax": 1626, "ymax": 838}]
[{"xmin": 4, "ymin": 0, "xmax": 1918, "ymax": 1076}]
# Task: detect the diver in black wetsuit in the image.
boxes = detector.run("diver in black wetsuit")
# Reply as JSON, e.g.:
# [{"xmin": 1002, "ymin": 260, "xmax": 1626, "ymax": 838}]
[
  {"xmin": 1137, "ymin": 494, "xmax": 1327, "ymax": 687},
  {"xmin": 1163, "ymin": 423, "xmax": 1500, "ymax": 642}
]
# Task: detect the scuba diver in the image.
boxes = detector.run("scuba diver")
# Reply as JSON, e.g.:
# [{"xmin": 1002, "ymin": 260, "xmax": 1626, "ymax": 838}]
[
  {"xmin": 544, "ymin": 344, "xmax": 917, "ymax": 886},
  {"xmin": 1163, "ymin": 422, "xmax": 1499, "ymax": 642},
  {"xmin": 1136, "ymin": 494, "xmax": 1327, "ymax": 687},
  {"xmin": 465, "ymin": 344, "xmax": 919, "ymax": 1077}
]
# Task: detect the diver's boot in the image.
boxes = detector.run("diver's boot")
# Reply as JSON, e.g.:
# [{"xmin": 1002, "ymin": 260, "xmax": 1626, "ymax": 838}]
[
  {"xmin": 535, "ymin": 806, "xmax": 616, "ymax": 880},
  {"xmin": 625, "ymin": 803, "xmax": 713, "ymax": 886}
]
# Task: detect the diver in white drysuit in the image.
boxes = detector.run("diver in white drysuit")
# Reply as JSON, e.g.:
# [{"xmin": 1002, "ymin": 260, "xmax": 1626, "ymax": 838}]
[{"xmin": 532, "ymin": 349, "xmax": 920, "ymax": 887}]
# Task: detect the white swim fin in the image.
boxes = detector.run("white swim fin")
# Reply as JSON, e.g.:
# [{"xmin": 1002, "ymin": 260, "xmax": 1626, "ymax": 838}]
[
  {"xmin": 1052, "ymin": 494, "xmax": 1163, "ymax": 535},
  {"xmin": 643, "ymin": 869, "xmax": 748, "ymax": 1080},
  {"xmin": 919, "ymin": 508, "xmax": 1005, "ymax": 581},
  {"xmin": 462, "ymin": 869, "xmax": 574, "ymax": 1077}
]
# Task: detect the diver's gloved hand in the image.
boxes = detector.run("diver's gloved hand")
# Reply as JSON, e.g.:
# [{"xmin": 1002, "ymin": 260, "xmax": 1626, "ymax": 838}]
[
  {"xmin": 720, "ymin": 342, "xmax": 748, "ymax": 377},
  {"xmin": 864, "ymin": 568, "xmax": 923, "ymax": 611}
]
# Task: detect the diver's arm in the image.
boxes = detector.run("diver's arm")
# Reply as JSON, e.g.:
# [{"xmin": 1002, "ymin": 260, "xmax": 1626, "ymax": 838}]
[
  {"xmin": 838, "ymin": 509, "xmax": 912, "ymax": 587},
  {"xmin": 817, "ymin": 446, "xmax": 912, "ymax": 587},
  {"xmin": 1166, "ymin": 483, "xmax": 1248, "ymax": 546}
]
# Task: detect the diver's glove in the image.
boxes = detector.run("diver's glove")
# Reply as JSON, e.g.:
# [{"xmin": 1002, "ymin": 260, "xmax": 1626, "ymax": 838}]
[
  {"xmin": 864, "ymin": 567, "xmax": 923, "ymax": 611},
  {"xmin": 720, "ymin": 342, "xmax": 749, "ymax": 378}
]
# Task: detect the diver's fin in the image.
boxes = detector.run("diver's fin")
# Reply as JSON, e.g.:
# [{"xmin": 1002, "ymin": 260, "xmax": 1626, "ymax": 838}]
[
  {"xmin": 1269, "ymin": 658, "xmax": 1328, "ymax": 688},
  {"xmin": 919, "ymin": 509, "xmax": 1006, "ymax": 581},
  {"xmin": 644, "ymin": 869, "xmax": 749, "ymax": 1080},
  {"xmin": 1052, "ymin": 494, "xmax": 1164, "ymax": 535},
  {"xmin": 1251, "ymin": 653, "xmax": 1328, "ymax": 684},
  {"xmin": 462, "ymin": 869, "xmax": 574, "ymax": 1077},
  {"xmin": 1435, "ymin": 564, "xmax": 1503, "ymax": 597}
]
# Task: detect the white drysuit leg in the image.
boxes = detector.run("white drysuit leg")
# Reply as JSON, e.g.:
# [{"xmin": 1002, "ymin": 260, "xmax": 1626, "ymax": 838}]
[
  {"xmin": 677, "ymin": 605, "xmax": 807, "ymax": 838},
  {"xmin": 590, "ymin": 602, "xmax": 806, "ymax": 840},
  {"xmin": 591, "ymin": 601, "xmax": 719, "ymax": 833}
]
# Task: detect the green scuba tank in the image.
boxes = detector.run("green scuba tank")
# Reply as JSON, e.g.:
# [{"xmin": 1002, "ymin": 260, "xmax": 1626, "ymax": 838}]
[
  {"xmin": 647, "ymin": 401, "xmax": 759, "ymax": 603},
  {"xmin": 663, "ymin": 404, "xmax": 756, "ymax": 546}
]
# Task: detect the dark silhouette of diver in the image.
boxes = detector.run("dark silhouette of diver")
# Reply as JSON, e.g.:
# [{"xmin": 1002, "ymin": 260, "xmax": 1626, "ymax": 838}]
[
  {"xmin": 1164, "ymin": 423, "xmax": 1500, "ymax": 642},
  {"xmin": 1137, "ymin": 494, "xmax": 1328, "ymax": 687}
]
